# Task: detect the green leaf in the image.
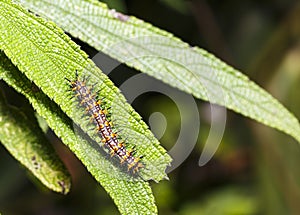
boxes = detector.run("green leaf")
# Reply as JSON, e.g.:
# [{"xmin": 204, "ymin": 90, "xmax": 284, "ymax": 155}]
[
  {"xmin": 18, "ymin": 0, "xmax": 300, "ymax": 143},
  {"xmin": 0, "ymin": 85, "xmax": 71, "ymax": 194},
  {"xmin": 0, "ymin": 0, "xmax": 171, "ymax": 181},
  {"xmin": 0, "ymin": 0, "xmax": 167, "ymax": 214},
  {"xmin": 0, "ymin": 52, "xmax": 157, "ymax": 214}
]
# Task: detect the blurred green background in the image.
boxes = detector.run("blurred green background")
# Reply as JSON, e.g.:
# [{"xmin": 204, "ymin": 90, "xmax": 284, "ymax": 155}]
[{"xmin": 1, "ymin": 0, "xmax": 300, "ymax": 214}]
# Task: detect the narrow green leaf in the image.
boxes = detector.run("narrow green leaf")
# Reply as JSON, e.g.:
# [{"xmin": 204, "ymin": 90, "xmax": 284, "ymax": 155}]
[
  {"xmin": 0, "ymin": 0, "xmax": 171, "ymax": 181},
  {"xmin": 0, "ymin": 0, "xmax": 164, "ymax": 213},
  {"xmin": 19, "ymin": 0, "xmax": 300, "ymax": 143},
  {"xmin": 0, "ymin": 52, "xmax": 157, "ymax": 214},
  {"xmin": 0, "ymin": 85, "xmax": 71, "ymax": 194}
]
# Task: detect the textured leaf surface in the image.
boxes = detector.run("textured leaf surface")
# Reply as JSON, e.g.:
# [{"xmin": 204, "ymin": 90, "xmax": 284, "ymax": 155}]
[
  {"xmin": 0, "ymin": 0, "xmax": 167, "ymax": 214},
  {"xmin": 0, "ymin": 0, "xmax": 170, "ymax": 181},
  {"xmin": 0, "ymin": 52, "xmax": 157, "ymax": 215},
  {"xmin": 0, "ymin": 84, "xmax": 70, "ymax": 194},
  {"xmin": 19, "ymin": 0, "xmax": 300, "ymax": 143}
]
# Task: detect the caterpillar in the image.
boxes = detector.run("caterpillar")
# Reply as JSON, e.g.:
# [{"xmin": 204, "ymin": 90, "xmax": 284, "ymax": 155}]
[{"xmin": 67, "ymin": 72, "xmax": 143, "ymax": 174}]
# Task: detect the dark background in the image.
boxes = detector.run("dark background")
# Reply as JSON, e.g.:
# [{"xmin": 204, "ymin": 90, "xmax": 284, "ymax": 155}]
[{"xmin": 1, "ymin": 0, "xmax": 300, "ymax": 214}]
